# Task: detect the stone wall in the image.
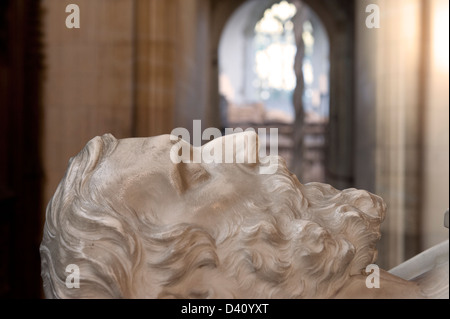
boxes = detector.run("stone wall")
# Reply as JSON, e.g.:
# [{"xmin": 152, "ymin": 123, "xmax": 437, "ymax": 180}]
[
  {"xmin": 42, "ymin": 0, "xmax": 213, "ymax": 205},
  {"xmin": 354, "ymin": 0, "xmax": 449, "ymax": 269},
  {"xmin": 42, "ymin": 0, "xmax": 135, "ymax": 204},
  {"xmin": 421, "ymin": 0, "xmax": 449, "ymax": 250}
]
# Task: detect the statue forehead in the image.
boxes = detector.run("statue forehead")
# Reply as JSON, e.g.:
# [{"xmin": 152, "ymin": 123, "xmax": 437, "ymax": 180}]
[
  {"xmin": 116, "ymin": 134, "xmax": 176, "ymax": 149},
  {"xmin": 97, "ymin": 135, "xmax": 182, "ymax": 174},
  {"xmin": 109, "ymin": 135, "xmax": 180, "ymax": 158}
]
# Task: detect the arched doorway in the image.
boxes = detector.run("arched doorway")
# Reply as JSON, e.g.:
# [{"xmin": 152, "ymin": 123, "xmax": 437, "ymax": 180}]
[
  {"xmin": 218, "ymin": 0, "xmax": 297, "ymax": 169},
  {"xmin": 210, "ymin": 0, "xmax": 354, "ymax": 189},
  {"xmin": 217, "ymin": 0, "xmax": 332, "ymax": 183},
  {"xmin": 291, "ymin": 2, "xmax": 330, "ymax": 182}
]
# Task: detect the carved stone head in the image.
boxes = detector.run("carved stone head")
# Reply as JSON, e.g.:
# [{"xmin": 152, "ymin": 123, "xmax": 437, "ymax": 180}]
[{"xmin": 41, "ymin": 132, "xmax": 429, "ymax": 298}]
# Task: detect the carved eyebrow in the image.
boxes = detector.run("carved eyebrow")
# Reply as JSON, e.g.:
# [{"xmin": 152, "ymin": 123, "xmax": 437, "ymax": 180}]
[
  {"xmin": 170, "ymin": 136, "xmax": 182, "ymax": 144},
  {"xmin": 170, "ymin": 162, "xmax": 211, "ymax": 195}
]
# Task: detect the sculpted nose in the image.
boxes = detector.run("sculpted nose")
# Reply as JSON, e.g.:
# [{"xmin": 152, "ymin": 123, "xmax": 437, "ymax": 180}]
[{"xmin": 201, "ymin": 131, "xmax": 260, "ymax": 165}]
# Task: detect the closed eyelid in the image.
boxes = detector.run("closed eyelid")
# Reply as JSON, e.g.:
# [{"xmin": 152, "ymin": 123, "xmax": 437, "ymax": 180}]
[{"xmin": 170, "ymin": 162, "xmax": 211, "ymax": 194}]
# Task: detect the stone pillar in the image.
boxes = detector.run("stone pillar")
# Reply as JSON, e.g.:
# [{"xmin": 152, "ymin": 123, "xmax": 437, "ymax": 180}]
[
  {"xmin": 173, "ymin": 0, "xmax": 212, "ymax": 134},
  {"xmin": 42, "ymin": 0, "xmax": 134, "ymax": 204},
  {"xmin": 354, "ymin": 0, "xmax": 377, "ymax": 194},
  {"xmin": 291, "ymin": 1, "xmax": 307, "ymax": 180},
  {"xmin": 291, "ymin": 0, "xmax": 354, "ymax": 187},
  {"xmin": 373, "ymin": 0, "xmax": 423, "ymax": 268},
  {"xmin": 134, "ymin": 0, "xmax": 212, "ymax": 137},
  {"xmin": 326, "ymin": 23, "xmax": 355, "ymax": 190},
  {"xmin": 133, "ymin": 0, "xmax": 177, "ymax": 136},
  {"xmin": 420, "ymin": 0, "xmax": 449, "ymax": 250}
]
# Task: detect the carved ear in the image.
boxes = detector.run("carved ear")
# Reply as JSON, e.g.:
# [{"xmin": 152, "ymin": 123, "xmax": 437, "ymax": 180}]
[{"xmin": 201, "ymin": 131, "xmax": 260, "ymax": 165}]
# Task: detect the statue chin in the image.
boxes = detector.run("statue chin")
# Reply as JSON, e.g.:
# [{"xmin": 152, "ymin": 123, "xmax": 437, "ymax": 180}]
[{"xmin": 39, "ymin": 133, "xmax": 449, "ymax": 299}]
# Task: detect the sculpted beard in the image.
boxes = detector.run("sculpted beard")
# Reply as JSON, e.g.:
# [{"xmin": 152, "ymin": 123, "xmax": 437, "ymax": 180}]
[
  {"xmin": 40, "ymin": 133, "xmax": 385, "ymax": 298},
  {"xmin": 159, "ymin": 159, "xmax": 385, "ymax": 298}
]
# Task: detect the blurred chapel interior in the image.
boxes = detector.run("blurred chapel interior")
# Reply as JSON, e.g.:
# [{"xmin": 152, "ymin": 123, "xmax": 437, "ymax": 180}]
[{"xmin": 0, "ymin": 0, "xmax": 448, "ymax": 298}]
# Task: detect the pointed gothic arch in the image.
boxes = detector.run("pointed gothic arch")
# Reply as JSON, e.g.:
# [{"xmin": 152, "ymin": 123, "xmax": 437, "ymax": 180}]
[{"xmin": 210, "ymin": 0, "xmax": 355, "ymax": 188}]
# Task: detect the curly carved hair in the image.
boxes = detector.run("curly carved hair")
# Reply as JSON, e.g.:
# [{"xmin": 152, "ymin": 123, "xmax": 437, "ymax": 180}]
[{"xmin": 40, "ymin": 133, "xmax": 385, "ymax": 298}]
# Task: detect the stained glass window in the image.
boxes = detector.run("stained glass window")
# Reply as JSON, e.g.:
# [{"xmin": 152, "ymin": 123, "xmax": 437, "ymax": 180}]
[{"xmin": 253, "ymin": 1, "xmax": 297, "ymax": 100}]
